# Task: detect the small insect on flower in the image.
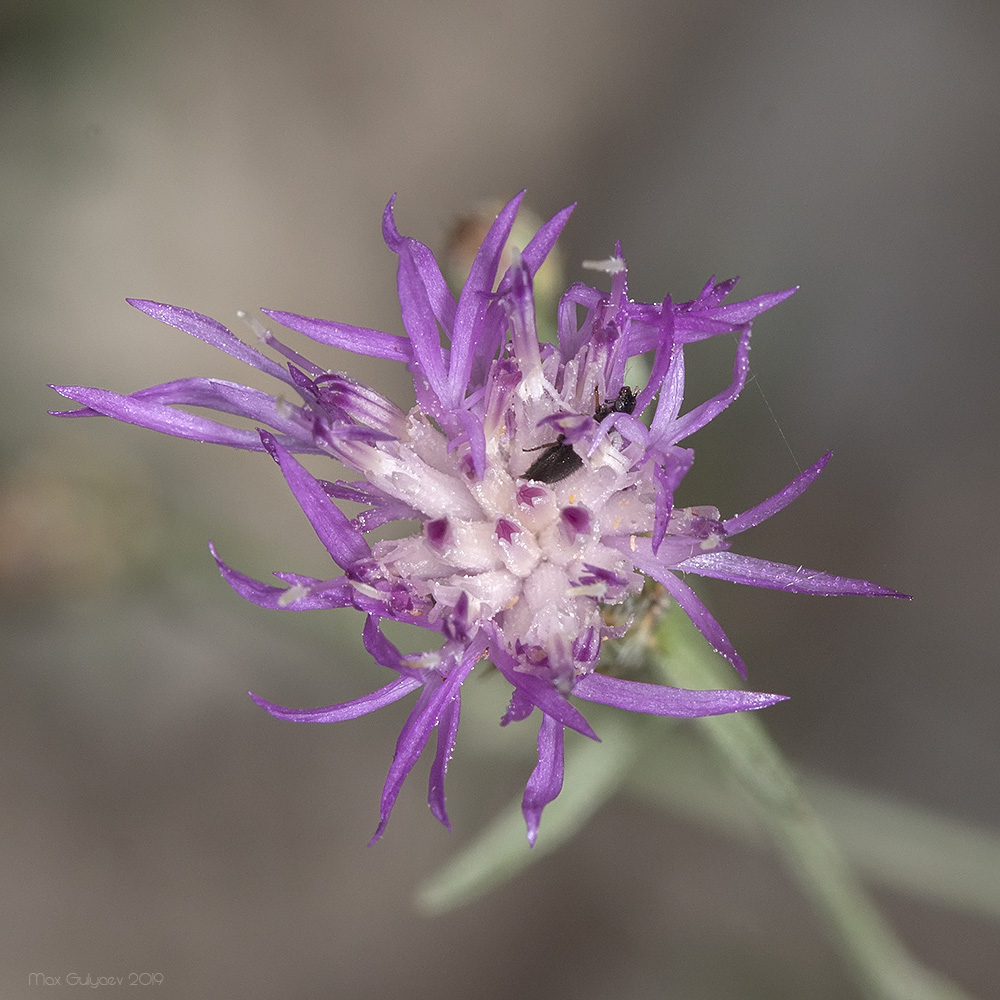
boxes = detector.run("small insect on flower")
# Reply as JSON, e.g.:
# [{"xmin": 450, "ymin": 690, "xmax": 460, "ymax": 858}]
[
  {"xmin": 49, "ymin": 191, "xmax": 909, "ymax": 846},
  {"xmin": 522, "ymin": 385, "xmax": 638, "ymax": 484}
]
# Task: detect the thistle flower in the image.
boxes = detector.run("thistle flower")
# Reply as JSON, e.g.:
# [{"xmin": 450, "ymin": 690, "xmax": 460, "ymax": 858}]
[{"xmin": 51, "ymin": 192, "xmax": 905, "ymax": 845}]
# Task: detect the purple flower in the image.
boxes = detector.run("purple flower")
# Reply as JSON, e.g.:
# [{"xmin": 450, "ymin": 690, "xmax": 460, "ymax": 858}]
[{"xmin": 51, "ymin": 193, "xmax": 906, "ymax": 845}]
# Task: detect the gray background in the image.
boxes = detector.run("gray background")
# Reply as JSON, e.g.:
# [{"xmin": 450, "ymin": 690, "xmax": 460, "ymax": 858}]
[{"xmin": 3, "ymin": 1, "xmax": 998, "ymax": 997}]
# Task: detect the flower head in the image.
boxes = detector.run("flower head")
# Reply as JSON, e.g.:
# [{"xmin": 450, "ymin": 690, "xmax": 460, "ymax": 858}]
[{"xmin": 51, "ymin": 193, "xmax": 906, "ymax": 844}]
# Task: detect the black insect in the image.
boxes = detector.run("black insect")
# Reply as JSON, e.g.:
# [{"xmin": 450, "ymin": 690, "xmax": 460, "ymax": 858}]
[{"xmin": 522, "ymin": 386, "xmax": 637, "ymax": 485}]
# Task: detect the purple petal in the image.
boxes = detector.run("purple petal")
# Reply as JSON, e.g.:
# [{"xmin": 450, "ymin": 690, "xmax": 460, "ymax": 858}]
[
  {"xmin": 489, "ymin": 640, "xmax": 599, "ymax": 741},
  {"xmin": 209, "ymin": 542, "xmax": 354, "ymax": 610},
  {"xmin": 428, "ymin": 694, "xmax": 462, "ymax": 831},
  {"xmin": 145, "ymin": 378, "xmax": 328, "ymax": 447},
  {"xmin": 137, "ymin": 377, "xmax": 299, "ymax": 422},
  {"xmin": 671, "ymin": 314, "xmax": 752, "ymax": 343},
  {"xmin": 262, "ymin": 310, "xmax": 413, "ymax": 363},
  {"xmin": 50, "ymin": 386, "xmax": 268, "ymax": 450},
  {"xmin": 127, "ymin": 299, "xmax": 294, "ymax": 385},
  {"xmin": 455, "ymin": 408, "xmax": 487, "ymax": 480},
  {"xmin": 394, "ymin": 237, "xmax": 450, "ymax": 402},
  {"xmin": 369, "ymin": 686, "xmax": 438, "ymax": 845},
  {"xmin": 572, "ymin": 625, "xmax": 602, "ymax": 665},
  {"xmin": 503, "ymin": 258, "xmax": 543, "ymax": 381},
  {"xmin": 361, "ymin": 615, "xmax": 424, "ymax": 676},
  {"xmin": 500, "ymin": 687, "xmax": 535, "ymax": 726},
  {"xmin": 522, "ymin": 713, "xmax": 564, "ymax": 847},
  {"xmin": 689, "ymin": 275, "xmax": 739, "ymax": 309},
  {"xmin": 647, "ymin": 347, "xmax": 686, "ymax": 444},
  {"xmin": 323, "ymin": 480, "xmax": 421, "ymax": 531},
  {"xmin": 630, "ymin": 292, "xmax": 764, "ymax": 349},
  {"xmin": 703, "ymin": 286, "xmax": 798, "ymax": 324},
  {"xmin": 667, "ymin": 326, "xmax": 752, "ymax": 443},
  {"xmin": 724, "ymin": 453, "xmax": 832, "ymax": 536},
  {"xmin": 658, "ymin": 570, "xmax": 748, "ymax": 678},
  {"xmin": 628, "ymin": 543, "xmax": 748, "ymax": 678},
  {"xmin": 650, "ymin": 453, "xmax": 694, "ymax": 554},
  {"xmin": 677, "ymin": 551, "xmax": 911, "ymax": 597},
  {"xmin": 556, "ymin": 281, "xmax": 603, "ymax": 358},
  {"xmin": 518, "ymin": 202, "xmax": 575, "ymax": 278},
  {"xmin": 55, "ymin": 377, "xmax": 292, "ymax": 424},
  {"xmin": 270, "ymin": 577, "xmax": 408, "ymax": 622},
  {"xmin": 447, "ymin": 192, "xmax": 525, "ymax": 406},
  {"xmin": 258, "ymin": 334, "xmax": 321, "ymax": 376},
  {"xmin": 249, "ymin": 675, "xmax": 422, "ymax": 723},
  {"xmin": 54, "ymin": 378, "xmax": 333, "ymax": 453},
  {"xmin": 370, "ymin": 636, "xmax": 483, "ymax": 844},
  {"xmin": 632, "ymin": 284, "xmax": 797, "ymax": 334},
  {"xmin": 260, "ymin": 432, "xmax": 371, "ymax": 570},
  {"xmin": 630, "ymin": 298, "xmax": 675, "ymax": 418},
  {"xmin": 360, "ymin": 615, "xmax": 449, "ymax": 675},
  {"xmin": 381, "ymin": 195, "xmax": 457, "ymax": 335},
  {"xmin": 573, "ymin": 672, "xmax": 788, "ymax": 716},
  {"xmin": 308, "ymin": 373, "xmax": 406, "ymax": 435}
]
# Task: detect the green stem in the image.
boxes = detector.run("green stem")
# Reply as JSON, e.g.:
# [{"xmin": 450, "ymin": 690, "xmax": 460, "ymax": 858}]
[{"xmin": 654, "ymin": 613, "xmax": 976, "ymax": 1000}]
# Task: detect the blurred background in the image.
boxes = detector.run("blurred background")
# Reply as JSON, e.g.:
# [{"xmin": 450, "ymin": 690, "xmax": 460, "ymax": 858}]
[{"xmin": 3, "ymin": 0, "xmax": 998, "ymax": 996}]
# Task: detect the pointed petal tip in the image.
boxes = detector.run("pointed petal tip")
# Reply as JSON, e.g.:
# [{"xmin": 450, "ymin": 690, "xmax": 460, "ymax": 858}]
[
  {"xmin": 126, "ymin": 297, "xmax": 166, "ymax": 316},
  {"xmin": 763, "ymin": 285, "xmax": 798, "ymax": 306},
  {"xmin": 500, "ymin": 189, "xmax": 527, "ymax": 214},
  {"xmin": 757, "ymin": 692, "xmax": 790, "ymax": 708},
  {"xmin": 381, "ymin": 194, "xmax": 402, "ymax": 249},
  {"xmin": 257, "ymin": 427, "xmax": 279, "ymax": 458},
  {"xmin": 247, "ymin": 690, "xmax": 274, "ymax": 713},
  {"xmin": 47, "ymin": 385, "xmax": 91, "ymax": 413},
  {"xmin": 431, "ymin": 808, "xmax": 453, "ymax": 833},
  {"xmin": 368, "ymin": 815, "xmax": 390, "ymax": 846},
  {"xmin": 47, "ymin": 384, "xmax": 80, "ymax": 409},
  {"xmin": 830, "ymin": 577, "xmax": 912, "ymax": 600}
]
